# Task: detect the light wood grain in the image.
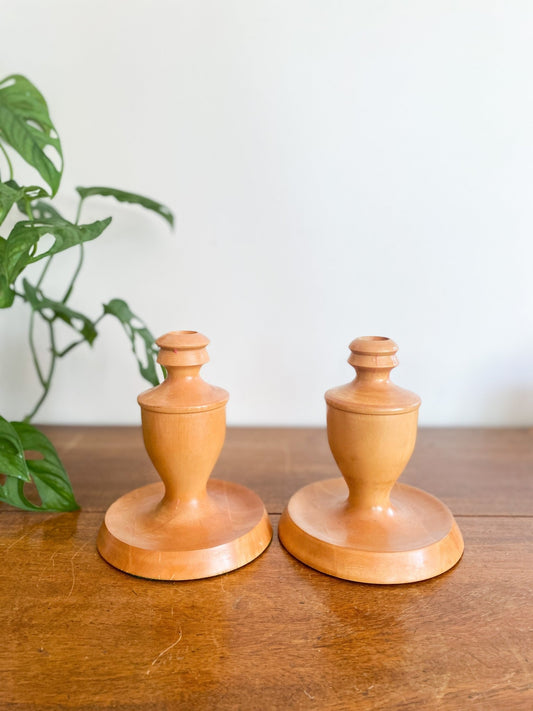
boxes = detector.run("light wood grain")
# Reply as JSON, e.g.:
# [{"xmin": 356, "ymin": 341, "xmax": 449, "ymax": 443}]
[
  {"xmin": 0, "ymin": 513, "xmax": 531, "ymax": 710},
  {"xmin": 280, "ymin": 337, "xmax": 463, "ymax": 583},
  {"xmin": 98, "ymin": 331, "xmax": 272, "ymax": 580},
  {"xmin": 23, "ymin": 426, "xmax": 533, "ymax": 516},
  {"xmin": 1, "ymin": 426, "xmax": 531, "ymax": 709}
]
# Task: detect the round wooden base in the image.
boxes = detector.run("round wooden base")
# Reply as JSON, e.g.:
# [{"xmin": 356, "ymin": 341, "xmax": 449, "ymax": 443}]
[
  {"xmin": 97, "ymin": 480, "xmax": 272, "ymax": 580},
  {"xmin": 279, "ymin": 479, "xmax": 464, "ymax": 584}
]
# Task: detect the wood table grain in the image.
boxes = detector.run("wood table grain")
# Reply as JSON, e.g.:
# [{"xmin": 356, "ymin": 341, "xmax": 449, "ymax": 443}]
[{"xmin": 1, "ymin": 427, "xmax": 532, "ymax": 710}]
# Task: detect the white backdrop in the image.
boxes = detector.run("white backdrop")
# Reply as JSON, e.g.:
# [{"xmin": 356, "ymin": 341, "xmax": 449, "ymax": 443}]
[{"xmin": 1, "ymin": 0, "xmax": 532, "ymax": 426}]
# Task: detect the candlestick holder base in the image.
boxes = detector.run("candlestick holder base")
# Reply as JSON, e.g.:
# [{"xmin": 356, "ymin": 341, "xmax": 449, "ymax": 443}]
[
  {"xmin": 279, "ymin": 478, "xmax": 463, "ymax": 584},
  {"xmin": 98, "ymin": 480, "xmax": 272, "ymax": 580}
]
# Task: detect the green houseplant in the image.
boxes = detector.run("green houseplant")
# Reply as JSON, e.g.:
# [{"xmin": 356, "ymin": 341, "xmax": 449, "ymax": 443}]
[{"xmin": 0, "ymin": 74, "xmax": 173, "ymax": 511}]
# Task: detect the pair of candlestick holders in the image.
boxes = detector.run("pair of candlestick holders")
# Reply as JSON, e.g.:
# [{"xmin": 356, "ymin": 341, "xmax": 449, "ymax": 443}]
[{"xmin": 97, "ymin": 331, "xmax": 464, "ymax": 584}]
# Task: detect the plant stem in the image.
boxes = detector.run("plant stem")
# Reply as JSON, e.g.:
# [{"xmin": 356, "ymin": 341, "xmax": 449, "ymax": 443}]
[
  {"xmin": 61, "ymin": 195, "xmax": 86, "ymax": 304},
  {"xmin": 62, "ymin": 244, "xmax": 84, "ymax": 303},
  {"xmin": 25, "ymin": 256, "xmax": 55, "ymax": 415},
  {"xmin": 56, "ymin": 338, "xmax": 86, "ymax": 358},
  {"xmin": 57, "ymin": 311, "xmax": 105, "ymax": 358},
  {"xmin": 0, "ymin": 141, "xmax": 13, "ymax": 180},
  {"xmin": 24, "ymin": 197, "xmax": 35, "ymax": 221},
  {"xmin": 24, "ymin": 318, "xmax": 57, "ymax": 422},
  {"xmin": 74, "ymin": 196, "xmax": 85, "ymax": 225},
  {"xmin": 23, "ymin": 193, "xmax": 90, "ymax": 420},
  {"xmin": 36, "ymin": 255, "xmax": 53, "ymax": 289},
  {"xmin": 28, "ymin": 309, "xmax": 45, "ymax": 387}
]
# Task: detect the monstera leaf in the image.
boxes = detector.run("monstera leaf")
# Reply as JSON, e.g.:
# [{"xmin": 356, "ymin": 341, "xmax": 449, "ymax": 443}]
[
  {"xmin": 76, "ymin": 186, "xmax": 174, "ymax": 227},
  {"xmin": 104, "ymin": 298, "xmax": 160, "ymax": 386},
  {"xmin": 23, "ymin": 199, "xmax": 65, "ymax": 222},
  {"xmin": 22, "ymin": 280, "xmax": 97, "ymax": 344},
  {"xmin": 0, "ymin": 182, "xmax": 24, "ymax": 224},
  {"xmin": 0, "ymin": 217, "xmax": 111, "ymax": 307},
  {"xmin": 0, "ymin": 181, "xmax": 47, "ymax": 225},
  {"xmin": 0, "ymin": 416, "xmax": 31, "ymax": 483},
  {"xmin": 0, "ymin": 75, "xmax": 63, "ymax": 195},
  {"xmin": 0, "ymin": 418, "xmax": 78, "ymax": 511}
]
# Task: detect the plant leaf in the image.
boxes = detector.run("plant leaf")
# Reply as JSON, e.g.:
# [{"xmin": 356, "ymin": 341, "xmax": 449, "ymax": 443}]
[
  {"xmin": 0, "ymin": 415, "xmax": 31, "ymax": 482},
  {"xmin": 22, "ymin": 279, "xmax": 97, "ymax": 344},
  {"xmin": 76, "ymin": 186, "xmax": 174, "ymax": 227},
  {"xmin": 0, "ymin": 182, "xmax": 23, "ymax": 224},
  {"xmin": 103, "ymin": 298, "xmax": 160, "ymax": 385},
  {"xmin": 26, "ymin": 199, "xmax": 65, "ymax": 222},
  {"xmin": 0, "ymin": 181, "xmax": 47, "ymax": 225},
  {"xmin": 0, "ymin": 75, "xmax": 63, "ymax": 195},
  {"xmin": 0, "ymin": 217, "xmax": 111, "ymax": 307},
  {"xmin": 0, "ymin": 421, "xmax": 79, "ymax": 511}
]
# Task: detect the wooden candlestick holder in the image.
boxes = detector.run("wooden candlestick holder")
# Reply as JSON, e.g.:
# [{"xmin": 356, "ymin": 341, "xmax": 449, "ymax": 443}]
[
  {"xmin": 97, "ymin": 331, "xmax": 272, "ymax": 580},
  {"xmin": 279, "ymin": 336, "xmax": 464, "ymax": 584}
]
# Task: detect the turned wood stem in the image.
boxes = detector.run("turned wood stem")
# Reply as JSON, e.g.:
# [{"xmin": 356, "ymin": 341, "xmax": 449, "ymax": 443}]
[
  {"xmin": 165, "ymin": 365, "xmax": 202, "ymax": 381},
  {"xmin": 137, "ymin": 331, "xmax": 229, "ymax": 509},
  {"xmin": 345, "ymin": 481, "xmax": 395, "ymax": 511},
  {"xmin": 352, "ymin": 368, "xmax": 392, "ymax": 384},
  {"xmin": 325, "ymin": 336, "xmax": 421, "ymax": 515}
]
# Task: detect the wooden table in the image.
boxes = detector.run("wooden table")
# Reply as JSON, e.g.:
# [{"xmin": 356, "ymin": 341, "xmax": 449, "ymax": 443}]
[{"xmin": 1, "ymin": 427, "xmax": 532, "ymax": 710}]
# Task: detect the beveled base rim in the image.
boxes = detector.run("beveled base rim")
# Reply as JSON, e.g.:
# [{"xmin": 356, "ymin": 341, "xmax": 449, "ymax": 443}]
[
  {"xmin": 278, "ymin": 481, "xmax": 464, "ymax": 584},
  {"xmin": 97, "ymin": 480, "xmax": 273, "ymax": 581}
]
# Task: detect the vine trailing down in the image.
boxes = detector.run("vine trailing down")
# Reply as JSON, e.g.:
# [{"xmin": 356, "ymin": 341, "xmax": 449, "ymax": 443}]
[{"xmin": 0, "ymin": 74, "xmax": 174, "ymax": 511}]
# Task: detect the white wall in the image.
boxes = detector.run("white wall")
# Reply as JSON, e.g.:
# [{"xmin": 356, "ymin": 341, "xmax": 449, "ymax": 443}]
[{"xmin": 1, "ymin": 0, "xmax": 532, "ymax": 426}]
